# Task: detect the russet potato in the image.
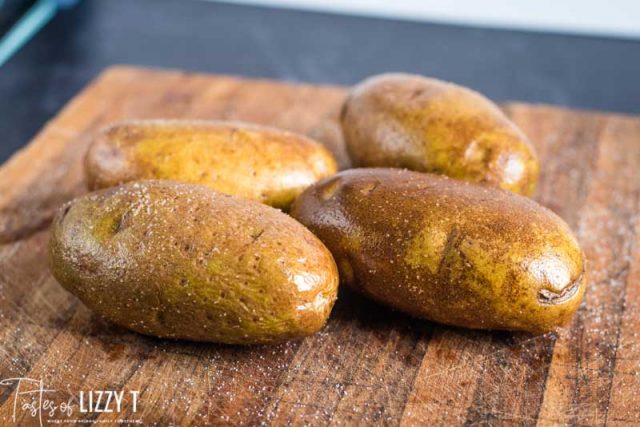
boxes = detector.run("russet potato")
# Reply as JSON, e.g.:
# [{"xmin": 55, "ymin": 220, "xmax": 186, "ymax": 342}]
[
  {"xmin": 49, "ymin": 180, "xmax": 339, "ymax": 344},
  {"xmin": 341, "ymin": 73, "xmax": 540, "ymax": 196},
  {"xmin": 85, "ymin": 120, "xmax": 338, "ymax": 209},
  {"xmin": 291, "ymin": 168, "xmax": 585, "ymax": 333}
]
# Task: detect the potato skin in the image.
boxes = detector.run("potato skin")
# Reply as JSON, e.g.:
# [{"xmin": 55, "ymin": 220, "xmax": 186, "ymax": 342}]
[
  {"xmin": 341, "ymin": 73, "xmax": 540, "ymax": 196},
  {"xmin": 85, "ymin": 120, "xmax": 338, "ymax": 209},
  {"xmin": 290, "ymin": 169, "xmax": 585, "ymax": 333},
  {"xmin": 309, "ymin": 113, "xmax": 353, "ymax": 170},
  {"xmin": 49, "ymin": 180, "xmax": 339, "ymax": 344}
]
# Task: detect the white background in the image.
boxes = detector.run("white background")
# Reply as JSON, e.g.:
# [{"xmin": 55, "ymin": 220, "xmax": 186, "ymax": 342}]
[{"xmin": 209, "ymin": 0, "xmax": 640, "ymax": 39}]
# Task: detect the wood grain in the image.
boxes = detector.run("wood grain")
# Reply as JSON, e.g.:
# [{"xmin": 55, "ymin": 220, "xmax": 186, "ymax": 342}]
[{"xmin": 0, "ymin": 66, "xmax": 638, "ymax": 426}]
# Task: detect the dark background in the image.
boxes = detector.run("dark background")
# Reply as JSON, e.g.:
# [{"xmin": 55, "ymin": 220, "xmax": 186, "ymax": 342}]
[{"xmin": 1, "ymin": 0, "xmax": 639, "ymax": 162}]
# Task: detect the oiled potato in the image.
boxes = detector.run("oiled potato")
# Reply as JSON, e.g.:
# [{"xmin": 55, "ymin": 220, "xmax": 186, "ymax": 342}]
[
  {"xmin": 309, "ymin": 113, "xmax": 352, "ymax": 170},
  {"xmin": 291, "ymin": 169, "xmax": 585, "ymax": 333},
  {"xmin": 341, "ymin": 73, "xmax": 540, "ymax": 196},
  {"xmin": 49, "ymin": 180, "xmax": 339, "ymax": 344},
  {"xmin": 85, "ymin": 120, "xmax": 338, "ymax": 209}
]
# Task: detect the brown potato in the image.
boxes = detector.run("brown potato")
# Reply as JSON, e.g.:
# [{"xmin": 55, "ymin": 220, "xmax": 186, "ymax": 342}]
[
  {"xmin": 84, "ymin": 120, "xmax": 338, "ymax": 209},
  {"xmin": 308, "ymin": 113, "xmax": 352, "ymax": 170},
  {"xmin": 49, "ymin": 180, "xmax": 339, "ymax": 344},
  {"xmin": 341, "ymin": 73, "xmax": 540, "ymax": 195},
  {"xmin": 290, "ymin": 169, "xmax": 585, "ymax": 333}
]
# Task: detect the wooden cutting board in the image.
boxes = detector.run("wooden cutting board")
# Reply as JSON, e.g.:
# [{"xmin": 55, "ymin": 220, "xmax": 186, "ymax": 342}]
[{"xmin": 0, "ymin": 66, "xmax": 638, "ymax": 426}]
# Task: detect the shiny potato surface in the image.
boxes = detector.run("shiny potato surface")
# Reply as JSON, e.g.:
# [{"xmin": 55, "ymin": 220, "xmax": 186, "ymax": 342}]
[
  {"xmin": 85, "ymin": 120, "xmax": 338, "ymax": 209},
  {"xmin": 49, "ymin": 180, "xmax": 339, "ymax": 344},
  {"xmin": 291, "ymin": 168, "xmax": 585, "ymax": 333},
  {"xmin": 341, "ymin": 73, "xmax": 540, "ymax": 196}
]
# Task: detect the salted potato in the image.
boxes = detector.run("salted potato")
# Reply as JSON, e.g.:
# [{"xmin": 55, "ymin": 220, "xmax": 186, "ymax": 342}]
[
  {"xmin": 49, "ymin": 180, "xmax": 339, "ymax": 344},
  {"xmin": 291, "ymin": 169, "xmax": 585, "ymax": 333},
  {"xmin": 85, "ymin": 120, "xmax": 338, "ymax": 209},
  {"xmin": 341, "ymin": 73, "xmax": 540, "ymax": 196}
]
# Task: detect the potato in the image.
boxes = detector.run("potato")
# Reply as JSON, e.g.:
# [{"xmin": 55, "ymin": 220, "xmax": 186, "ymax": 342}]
[
  {"xmin": 290, "ymin": 169, "xmax": 585, "ymax": 333},
  {"xmin": 84, "ymin": 120, "xmax": 338, "ymax": 209},
  {"xmin": 341, "ymin": 73, "xmax": 540, "ymax": 196},
  {"xmin": 308, "ymin": 113, "xmax": 352, "ymax": 170},
  {"xmin": 49, "ymin": 180, "xmax": 339, "ymax": 344}
]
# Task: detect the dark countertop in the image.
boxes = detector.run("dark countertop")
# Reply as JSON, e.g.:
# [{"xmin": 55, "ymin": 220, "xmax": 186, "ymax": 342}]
[{"xmin": 1, "ymin": 0, "xmax": 639, "ymax": 163}]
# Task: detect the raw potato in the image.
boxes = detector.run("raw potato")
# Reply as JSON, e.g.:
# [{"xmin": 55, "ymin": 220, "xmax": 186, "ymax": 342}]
[
  {"xmin": 49, "ymin": 180, "xmax": 339, "ymax": 344},
  {"xmin": 341, "ymin": 73, "xmax": 540, "ymax": 196},
  {"xmin": 290, "ymin": 169, "xmax": 586, "ymax": 333},
  {"xmin": 85, "ymin": 120, "xmax": 338, "ymax": 209}
]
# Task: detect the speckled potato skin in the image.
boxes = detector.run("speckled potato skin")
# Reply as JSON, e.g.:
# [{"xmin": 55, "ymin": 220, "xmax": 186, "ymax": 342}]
[
  {"xmin": 290, "ymin": 169, "xmax": 586, "ymax": 333},
  {"xmin": 341, "ymin": 73, "xmax": 540, "ymax": 196},
  {"xmin": 49, "ymin": 180, "xmax": 339, "ymax": 344},
  {"xmin": 84, "ymin": 120, "xmax": 338, "ymax": 209}
]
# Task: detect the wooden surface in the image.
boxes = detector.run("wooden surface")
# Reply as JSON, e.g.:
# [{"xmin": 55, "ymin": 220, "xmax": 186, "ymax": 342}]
[{"xmin": 0, "ymin": 66, "xmax": 639, "ymax": 426}]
